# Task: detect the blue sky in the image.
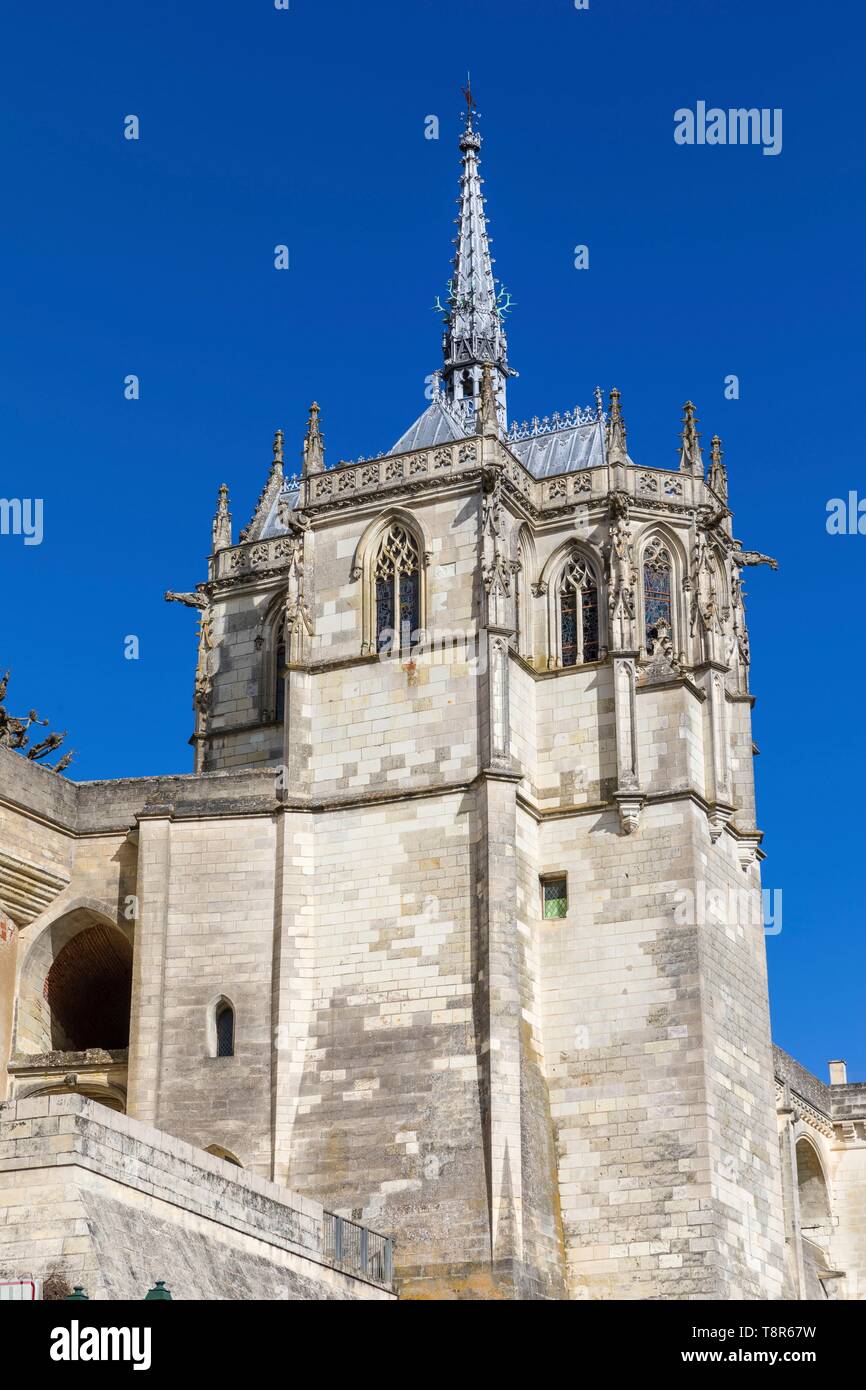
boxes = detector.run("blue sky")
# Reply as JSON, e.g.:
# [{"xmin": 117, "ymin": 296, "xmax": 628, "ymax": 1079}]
[{"xmin": 2, "ymin": 0, "xmax": 864, "ymax": 1078}]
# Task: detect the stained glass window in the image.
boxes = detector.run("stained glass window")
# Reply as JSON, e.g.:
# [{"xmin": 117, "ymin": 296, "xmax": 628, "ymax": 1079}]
[
  {"xmin": 643, "ymin": 540, "xmax": 673, "ymax": 648},
  {"xmin": 561, "ymin": 589, "xmax": 578, "ymax": 667},
  {"xmin": 399, "ymin": 570, "xmax": 420, "ymax": 649},
  {"xmin": 374, "ymin": 523, "xmax": 421, "ymax": 653},
  {"xmin": 560, "ymin": 552, "xmax": 599, "ymax": 666},
  {"xmin": 376, "ymin": 576, "xmax": 394, "ymax": 653},
  {"xmin": 582, "ymin": 581, "xmax": 599, "ymax": 663},
  {"xmin": 216, "ymin": 1002, "xmax": 234, "ymax": 1058},
  {"xmin": 542, "ymin": 876, "xmax": 568, "ymax": 920}
]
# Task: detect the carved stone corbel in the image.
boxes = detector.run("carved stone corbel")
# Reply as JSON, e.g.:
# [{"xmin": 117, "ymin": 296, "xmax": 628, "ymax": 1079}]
[
  {"xmin": 733, "ymin": 829, "xmax": 763, "ymax": 871},
  {"xmin": 707, "ymin": 803, "xmax": 735, "ymax": 843},
  {"xmin": 615, "ymin": 786, "xmax": 644, "ymax": 836}
]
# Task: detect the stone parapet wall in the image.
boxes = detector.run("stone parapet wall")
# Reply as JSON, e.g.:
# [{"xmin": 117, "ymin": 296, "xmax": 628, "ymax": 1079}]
[{"xmin": 0, "ymin": 1094, "xmax": 394, "ymax": 1300}]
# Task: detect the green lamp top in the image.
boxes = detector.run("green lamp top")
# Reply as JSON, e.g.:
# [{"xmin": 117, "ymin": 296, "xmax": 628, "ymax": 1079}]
[{"xmin": 144, "ymin": 1280, "xmax": 172, "ymax": 1301}]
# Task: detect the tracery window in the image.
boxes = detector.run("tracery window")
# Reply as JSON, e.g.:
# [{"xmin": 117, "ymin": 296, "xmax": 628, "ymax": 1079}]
[
  {"xmin": 374, "ymin": 523, "xmax": 421, "ymax": 653},
  {"xmin": 559, "ymin": 553, "xmax": 599, "ymax": 666},
  {"xmin": 643, "ymin": 539, "xmax": 673, "ymax": 648}
]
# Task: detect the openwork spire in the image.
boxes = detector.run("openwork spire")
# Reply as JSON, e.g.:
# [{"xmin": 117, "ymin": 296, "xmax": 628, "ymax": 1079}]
[
  {"xmin": 678, "ymin": 400, "xmax": 704, "ymax": 476},
  {"xmin": 437, "ymin": 85, "xmax": 513, "ymax": 429}
]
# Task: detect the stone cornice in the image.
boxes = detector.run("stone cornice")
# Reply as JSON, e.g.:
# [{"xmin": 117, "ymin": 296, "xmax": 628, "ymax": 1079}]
[{"xmin": 209, "ymin": 436, "xmax": 721, "ymax": 594}]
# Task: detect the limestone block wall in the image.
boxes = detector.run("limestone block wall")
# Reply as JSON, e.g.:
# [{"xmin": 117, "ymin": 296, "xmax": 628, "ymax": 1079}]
[
  {"xmin": 635, "ymin": 680, "xmax": 705, "ymax": 797},
  {"xmin": 513, "ymin": 805, "xmax": 566, "ymax": 1295},
  {"xmin": 537, "ymin": 799, "xmax": 786, "ymax": 1300},
  {"xmin": 508, "ymin": 657, "xmax": 536, "ymax": 799},
  {"xmin": 306, "ymin": 646, "xmax": 479, "ymax": 800},
  {"xmin": 729, "ymin": 694, "xmax": 758, "ymax": 828},
  {"xmin": 0, "ymin": 1094, "xmax": 394, "ymax": 1300},
  {"xmin": 692, "ymin": 821, "xmax": 786, "ymax": 1298},
  {"xmin": 832, "ymin": 1126, "xmax": 866, "ymax": 1299},
  {"xmin": 282, "ymin": 789, "xmax": 494, "ymax": 1297},
  {"xmin": 533, "ymin": 665, "xmax": 615, "ymax": 809},
  {"xmin": 143, "ymin": 815, "xmax": 278, "ymax": 1171}
]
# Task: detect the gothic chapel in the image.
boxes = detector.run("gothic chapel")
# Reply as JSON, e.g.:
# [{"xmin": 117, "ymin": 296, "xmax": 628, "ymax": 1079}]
[{"xmin": 1, "ymin": 105, "xmax": 864, "ymax": 1301}]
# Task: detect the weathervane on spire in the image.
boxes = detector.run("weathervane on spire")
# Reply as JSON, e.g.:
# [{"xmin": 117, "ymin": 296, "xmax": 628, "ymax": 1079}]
[{"xmin": 462, "ymin": 73, "xmax": 478, "ymax": 129}]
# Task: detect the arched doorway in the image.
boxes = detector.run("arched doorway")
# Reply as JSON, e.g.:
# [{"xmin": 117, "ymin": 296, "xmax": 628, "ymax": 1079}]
[{"xmin": 11, "ymin": 906, "xmax": 132, "ymax": 1109}]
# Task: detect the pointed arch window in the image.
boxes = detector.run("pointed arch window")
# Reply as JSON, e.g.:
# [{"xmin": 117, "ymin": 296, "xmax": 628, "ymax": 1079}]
[
  {"xmin": 375, "ymin": 523, "xmax": 421, "ymax": 653},
  {"xmin": 643, "ymin": 539, "xmax": 673, "ymax": 648},
  {"xmin": 559, "ymin": 553, "xmax": 599, "ymax": 667},
  {"xmin": 215, "ymin": 1001, "xmax": 235, "ymax": 1058}
]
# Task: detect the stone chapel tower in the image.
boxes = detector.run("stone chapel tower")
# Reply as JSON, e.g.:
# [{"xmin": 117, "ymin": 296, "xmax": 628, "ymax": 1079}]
[{"xmin": 154, "ymin": 101, "xmax": 789, "ymax": 1298}]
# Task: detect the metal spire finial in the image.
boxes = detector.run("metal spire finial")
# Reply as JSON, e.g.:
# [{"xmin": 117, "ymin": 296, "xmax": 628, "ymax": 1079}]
[{"xmin": 462, "ymin": 73, "xmax": 477, "ymax": 129}]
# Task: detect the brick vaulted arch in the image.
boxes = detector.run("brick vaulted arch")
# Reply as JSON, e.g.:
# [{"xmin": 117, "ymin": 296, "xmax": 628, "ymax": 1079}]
[
  {"xmin": 15, "ymin": 906, "xmax": 132, "ymax": 1056},
  {"xmin": 44, "ymin": 924, "xmax": 132, "ymax": 1051}
]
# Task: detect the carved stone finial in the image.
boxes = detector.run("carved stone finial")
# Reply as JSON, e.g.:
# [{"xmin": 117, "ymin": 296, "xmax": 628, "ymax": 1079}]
[
  {"xmin": 678, "ymin": 400, "xmax": 704, "ymax": 476},
  {"xmin": 273, "ymin": 428, "xmax": 284, "ymax": 465},
  {"xmin": 708, "ymin": 434, "xmax": 728, "ymax": 502},
  {"xmin": 211, "ymin": 483, "xmax": 232, "ymax": 554},
  {"xmin": 606, "ymin": 388, "xmax": 628, "ymax": 467},
  {"xmin": 302, "ymin": 402, "xmax": 325, "ymax": 476},
  {"xmin": 594, "ymin": 385, "xmax": 604, "ymax": 420}
]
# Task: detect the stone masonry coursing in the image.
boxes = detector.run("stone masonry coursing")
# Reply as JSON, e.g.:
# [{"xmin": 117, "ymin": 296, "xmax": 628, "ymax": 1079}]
[
  {"xmin": 1, "ymin": 108, "xmax": 863, "ymax": 1300},
  {"xmin": 0, "ymin": 1095, "xmax": 394, "ymax": 1300}
]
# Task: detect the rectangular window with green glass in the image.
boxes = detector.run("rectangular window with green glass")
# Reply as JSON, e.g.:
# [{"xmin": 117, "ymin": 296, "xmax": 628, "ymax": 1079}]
[{"xmin": 541, "ymin": 875, "xmax": 568, "ymax": 919}]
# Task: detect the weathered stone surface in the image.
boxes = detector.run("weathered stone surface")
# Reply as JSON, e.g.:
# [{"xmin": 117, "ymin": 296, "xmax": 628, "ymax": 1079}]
[{"xmin": 0, "ymin": 1096, "xmax": 394, "ymax": 1301}]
